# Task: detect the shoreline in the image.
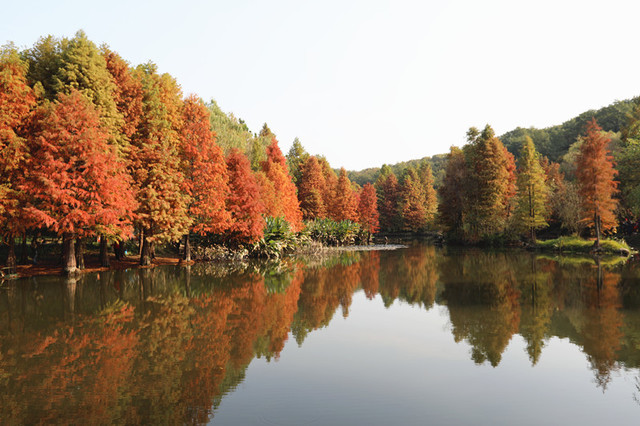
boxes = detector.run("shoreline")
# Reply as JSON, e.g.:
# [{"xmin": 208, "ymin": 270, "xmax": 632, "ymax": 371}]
[
  {"xmin": 1, "ymin": 244, "xmax": 409, "ymax": 281},
  {"xmin": 2, "ymin": 237, "xmax": 633, "ymax": 281}
]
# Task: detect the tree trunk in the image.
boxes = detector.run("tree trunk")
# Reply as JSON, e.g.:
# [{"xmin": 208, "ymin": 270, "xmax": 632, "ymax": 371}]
[
  {"xmin": 63, "ymin": 233, "xmax": 77, "ymax": 275},
  {"xmin": 6, "ymin": 235, "xmax": 17, "ymax": 276},
  {"xmin": 31, "ymin": 236, "xmax": 39, "ymax": 265},
  {"xmin": 75, "ymin": 238, "xmax": 85, "ymax": 270},
  {"xmin": 100, "ymin": 236, "xmax": 110, "ymax": 267},
  {"xmin": 531, "ymin": 227, "xmax": 536, "ymax": 244},
  {"xmin": 117, "ymin": 240, "xmax": 126, "ymax": 260},
  {"xmin": 64, "ymin": 275, "xmax": 77, "ymax": 318},
  {"xmin": 184, "ymin": 265, "xmax": 191, "ymax": 297},
  {"xmin": 140, "ymin": 229, "xmax": 152, "ymax": 266},
  {"xmin": 183, "ymin": 234, "xmax": 191, "ymax": 262},
  {"xmin": 138, "ymin": 229, "xmax": 144, "ymax": 257},
  {"xmin": 19, "ymin": 233, "xmax": 28, "ymax": 264},
  {"xmin": 595, "ymin": 213, "xmax": 601, "ymax": 248}
]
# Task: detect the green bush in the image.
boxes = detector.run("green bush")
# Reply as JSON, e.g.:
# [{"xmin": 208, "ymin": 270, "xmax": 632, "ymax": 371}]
[
  {"xmin": 304, "ymin": 218, "xmax": 361, "ymax": 246},
  {"xmin": 252, "ymin": 216, "xmax": 299, "ymax": 259}
]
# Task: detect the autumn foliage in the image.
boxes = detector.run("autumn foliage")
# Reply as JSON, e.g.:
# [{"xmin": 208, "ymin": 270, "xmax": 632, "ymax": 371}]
[
  {"xmin": 22, "ymin": 90, "xmax": 136, "ymax": 239},
  {"xmin": 259, "ymin": 138, "xmax": 303, "ymax": 232},
  {"xmin": 226, "ymin": 149, "xmax": 265, "ymax": 244},
  {"xmin": 0, "ymin": 46, "xmax": 36, "ymax": 237},
  {"xmin": 576, "ymin": 119, "xmax": 618, "ymax": 244},
  {"xmin": 357, "ymin": 183, "xmax": 379, "ymax": 234},
  {"xmin": 297, "ymin": 156, "xmax": 327, "ymax": 220},
  {"xmin": 330, "ymin": 168, "xmax": 358, "ymax": 222},
  {"xmin": 180, "ymin": 95, "xmax": 231, "ymax": 235}
]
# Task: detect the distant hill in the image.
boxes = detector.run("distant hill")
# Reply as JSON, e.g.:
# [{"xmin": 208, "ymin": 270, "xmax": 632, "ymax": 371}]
[
  {"xmin": 500, "ymin": 98, "xmax": 635, "ymax": 161},
  {"xmin": 348, "ymin": 154, "xmax": 448, "ymax": 188},
  {"xmin": 348, "ymin": 97, "xmax": 638, "ymax": 186}
]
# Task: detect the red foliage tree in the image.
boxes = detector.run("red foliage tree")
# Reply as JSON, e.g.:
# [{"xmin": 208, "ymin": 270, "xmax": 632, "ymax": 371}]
[
  {"xmin": 180, "ymin": 95, "xmax": 231, "ymax": 260},
  {"xmin": 260, "ymin": 138, "xmax": 303, "ymax": 232},
  {"xmin": 0, "ymin": 46, "xmax": 37, "ymax": 273},
  {"xmin": 22, "ymin": 90, "xmax": 136, "ymax": 274},
  {"xmin": 576, "ymin": 119, "xmax": 618, "ymax": 246},
  {"xmin": 226, "ymin": 149, "xmax": 265, "ymax": 244},
  {"xmin": 357, "ymin": 183, "xmax": 379, "ymax": 236}
]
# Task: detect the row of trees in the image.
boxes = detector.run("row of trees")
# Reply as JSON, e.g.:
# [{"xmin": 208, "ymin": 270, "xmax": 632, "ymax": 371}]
[
  {"xmin": 0, "ymin": 32, "xmax": 382, "ymax": 275},
  {"xmin": 0, "ymin": 31, "xmax": 632, "ymax": 276},
  {"xmin": 437, "ymin": 120, "xmax": 618, "ymax": 245}
]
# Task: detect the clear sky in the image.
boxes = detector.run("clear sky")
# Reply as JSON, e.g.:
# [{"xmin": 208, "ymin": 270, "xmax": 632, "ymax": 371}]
[{"xmin": 3, "ymin": 0, "xmax": 640, "ymax": 170}]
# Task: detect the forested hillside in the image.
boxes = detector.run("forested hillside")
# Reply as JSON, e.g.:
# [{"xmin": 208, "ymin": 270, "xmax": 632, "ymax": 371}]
[{"xmin": 348, "ymin": 98, "xmax": 637, "ymax": 186}]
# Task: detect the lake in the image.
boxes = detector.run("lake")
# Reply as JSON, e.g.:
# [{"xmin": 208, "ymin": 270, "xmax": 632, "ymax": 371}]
[{"xmin": 1, "ymin": 243, "xmax": 640, "ymax": 425}]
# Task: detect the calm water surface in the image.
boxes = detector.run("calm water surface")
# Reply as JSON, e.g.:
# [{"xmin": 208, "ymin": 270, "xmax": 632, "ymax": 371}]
[{"xmin": 2, "ymin": 244, "xmax": 640, "ymax": 425}]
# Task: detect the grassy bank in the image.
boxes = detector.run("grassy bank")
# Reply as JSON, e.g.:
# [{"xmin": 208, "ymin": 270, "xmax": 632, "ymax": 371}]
[{"xmin": 534, "ymin": 236, "xmax": 634, "ymax": 255}]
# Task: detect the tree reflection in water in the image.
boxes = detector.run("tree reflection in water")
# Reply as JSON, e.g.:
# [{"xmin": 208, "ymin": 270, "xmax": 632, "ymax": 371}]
[{"xmin": 0, "ymin": 245, "xmax": 638, "ymax": 423}]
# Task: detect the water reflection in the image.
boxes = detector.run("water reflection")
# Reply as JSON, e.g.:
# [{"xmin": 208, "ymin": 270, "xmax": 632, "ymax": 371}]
[{"xmin": 1, "ymin": 246, "xmax": 639, "ymax": 423}]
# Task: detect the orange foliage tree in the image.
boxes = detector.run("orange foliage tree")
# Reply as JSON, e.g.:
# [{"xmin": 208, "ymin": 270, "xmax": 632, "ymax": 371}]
[
  {"xmin": 330, "ymin": 168, "xmax": 358, "ymax": 222},
  {"xmin": 463, "ymin": 125, "xmax": 516, "ymax": 241},
  {"xmin": 357, "ymin": 183, "xmax": 379, "ymax": 236},
  {"xmin": 103, "ymin": 48, "xmax": 143, "ymax": 141},
  {"xmin": 102, "ymin": 48, "xmax": 144, "ymax": 263},
  {"xmin": 225, "ymin": 149, "xmax": 265, "ymax": 244},
  {"xmin": 297, "ymin": 156, "xmax": 327, "ymax": 220},
  {"xmin": 22, "ymin": 90, "xmax": 136, "ymax": 274},
  {"xmin": 576, "ymin": 119, "xmax": 618, "ymax": 247},
  {"xmin": 319, "ymin": 157, "xmax": 338, "ymax": 211},
  {"xmin": 0, "ymin": 45, "xmax": 37, "ymax": 273},
  {"xmin": 130, "ymin": 64, "xmax": 190, "ymax": 265},
  {"xmin": 180, "ymin": 95, "xmax": 231, "ymax": 260},
  {"xmin": 259, "ymin": 139, "xmax": 303, "ymax": 231}
]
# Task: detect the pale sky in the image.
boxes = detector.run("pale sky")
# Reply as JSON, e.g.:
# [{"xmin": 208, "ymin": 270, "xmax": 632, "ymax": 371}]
[{"xmin": 3, "ymin": 0, "xmax": 640, "ymax": 170}]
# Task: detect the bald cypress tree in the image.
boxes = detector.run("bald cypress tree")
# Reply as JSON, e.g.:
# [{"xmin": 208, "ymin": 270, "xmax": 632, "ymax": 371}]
[
  {"xmin": 375, "ymin": 165, "xmax": 401, "ymax": 232},
  {"xmin": 463, "ymin": 125, "xmax": 516, "ymax": 241},
  {"xmin": 0, "ymin": 45, "xmax": 37, "ymax": 274},
  {"xmin": 330, "ymin": 168, "xmax": 358, "ymax": 222},
  {"xmin": 298, "ymin": 156, "xmax": 327, "ymax": 220},
  {"xmin": 514, "ymin": 136, "xmax": 549, "ymax": 242},
  {"xmin": 576, "ymin": 119, "xmax": 618, "ymax": 247},
  {"xmin": 438, "ymin": 146, "xmax": 467, "ymax": 237},
  {"xmin": 131, "ymin": 63, "xmax": 190, "ymax": 265}
]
